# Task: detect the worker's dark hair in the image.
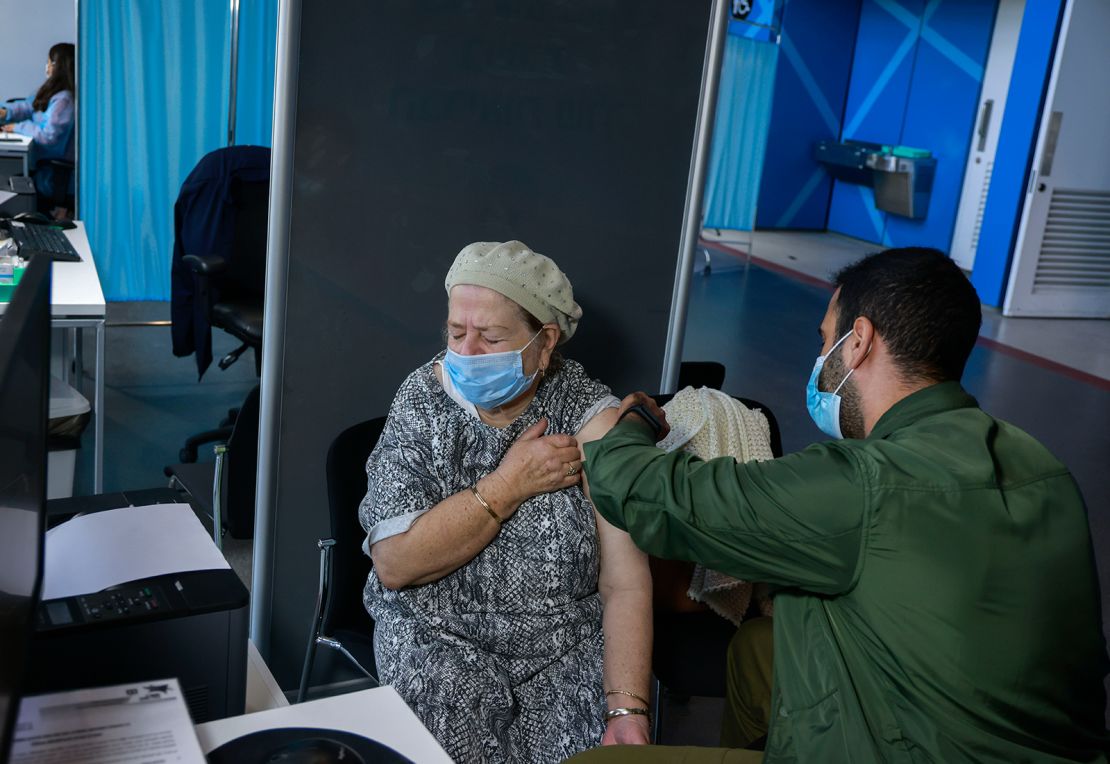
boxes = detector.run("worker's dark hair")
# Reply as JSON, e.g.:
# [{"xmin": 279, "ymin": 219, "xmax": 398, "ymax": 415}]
[
  {"xmin": 33, "ymin": 43, "xmax": 76, "ymax": 112},
  {"xmin": 833, "ymin": 247, "xmax": 982, "ymax": 383}
]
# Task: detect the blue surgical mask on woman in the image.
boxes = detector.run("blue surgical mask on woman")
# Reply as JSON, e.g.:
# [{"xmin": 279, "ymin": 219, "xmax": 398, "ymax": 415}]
[
  {"xmin": 443, "ymin": 330, "xmax": 543, "ymax": 410},
  {"xmin": 805, "ymin": 330, "xmax": 855, "ymax": 439}
]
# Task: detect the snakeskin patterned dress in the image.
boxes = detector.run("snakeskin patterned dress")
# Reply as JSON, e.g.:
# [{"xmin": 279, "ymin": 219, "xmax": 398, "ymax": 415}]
[{"xmin": 360, "ymin": 353, "xmax": 617, "ymax": 763}]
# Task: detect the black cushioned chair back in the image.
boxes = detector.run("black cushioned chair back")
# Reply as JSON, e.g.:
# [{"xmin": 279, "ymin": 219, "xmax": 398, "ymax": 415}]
[
  {"xmin": 676, "ymin": 361, "xmax": 725, "ymax": 392},
  {"xmin": 323, "ymin": 416, "xmax": 388, "ymax": 634}
]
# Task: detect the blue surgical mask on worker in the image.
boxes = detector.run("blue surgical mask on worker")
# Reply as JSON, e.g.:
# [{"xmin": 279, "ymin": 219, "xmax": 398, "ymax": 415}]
[
  {"xmin": 806, "ymin": 330, "xmax": 856, "ymax": 440},
  {"xmin": 443, "ymin": 330, "xmax": 543, "ymax": 409}
]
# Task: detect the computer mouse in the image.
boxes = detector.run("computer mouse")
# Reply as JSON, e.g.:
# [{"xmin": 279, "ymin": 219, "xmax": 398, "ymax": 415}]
[
  {"xmin": 12, "ymin": 211, "xmax": 51, "ymax": 225},
  {"xmin": 11, "ymin": 212, "xmax": 74, "ymax": 229},
  {"xmin": 264, "ymin": 736, "xmax": 367, "ymax": 764}
]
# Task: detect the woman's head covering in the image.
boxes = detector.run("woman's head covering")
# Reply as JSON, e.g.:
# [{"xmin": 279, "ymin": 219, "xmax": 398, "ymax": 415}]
[{"xmin": 445, "ymin": 240, "xmax": 582, "ymax": 343}]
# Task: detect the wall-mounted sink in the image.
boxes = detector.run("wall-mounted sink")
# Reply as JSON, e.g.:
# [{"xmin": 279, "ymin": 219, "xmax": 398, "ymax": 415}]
[{"xmin": 815, "ymin": 140, "xmax": 936, "ymax": 219}]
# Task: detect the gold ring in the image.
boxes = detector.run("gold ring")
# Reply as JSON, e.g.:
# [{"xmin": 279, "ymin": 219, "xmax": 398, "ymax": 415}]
[{"xmin": 566, "ymin": 464, "xmax": 579, "ymax": 477}]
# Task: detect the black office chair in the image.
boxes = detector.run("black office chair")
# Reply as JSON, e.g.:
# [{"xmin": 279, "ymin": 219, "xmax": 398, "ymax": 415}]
[
  {"xmin": 297, "ymin": 416, "xmax": 387, "ymax": 703},
  {"xmin": 182, "ymin": 173, "xmax": 268, "ymax": 375},
  {"xmin": 34, "ymin": 158, "xmax": 75, "ymax": 217},
  {"xmin": 175, "ymin": 174, "xmax": 269, "ymax": 462},
  {"xmin": 164, "ymin": 384, "xmax": 261, "ymax": 545},
  {"xmin": 648, "ymin": 364, "xmax": 782, "ymax": 743}
]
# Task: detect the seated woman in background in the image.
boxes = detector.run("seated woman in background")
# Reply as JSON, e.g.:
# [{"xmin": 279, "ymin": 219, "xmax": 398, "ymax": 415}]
[
  {"xmin": 360, "ymin": 241, "xmax": 652, "ymax": 762},
  {"xmin": 0, "ymin": 42, "xmax": 76, "ymax": 216}
]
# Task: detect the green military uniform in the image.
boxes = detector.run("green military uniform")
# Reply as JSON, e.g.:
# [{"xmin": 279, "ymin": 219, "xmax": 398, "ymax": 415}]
[{"xmin": 581, "ymin": 382, "xmax": 1109, "ymax": 762}]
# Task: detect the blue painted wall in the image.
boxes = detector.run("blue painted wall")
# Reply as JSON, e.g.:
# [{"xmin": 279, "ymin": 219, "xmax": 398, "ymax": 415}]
[
  {"xmin": 827, "ymin": 0, "xmax": 995, "ymax": 250},
  {"xmin": 756, "ymin": 0, "xmax": 861, "ymax": 229},
  {"xmin": 971, "ymin": 0, "xmax": 1065, "ymax": 307}
]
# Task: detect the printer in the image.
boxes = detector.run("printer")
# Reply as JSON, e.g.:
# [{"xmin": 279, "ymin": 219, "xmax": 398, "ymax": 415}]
[{"xmin": 25, "ymin": 504, "xmax": 250, "ymax": 723}]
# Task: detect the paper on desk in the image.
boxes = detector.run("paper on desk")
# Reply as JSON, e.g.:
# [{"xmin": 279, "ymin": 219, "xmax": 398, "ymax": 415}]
[
  {"xmin": 0, "ymin": 190, "xmax": 16, "ymax": 206},
  {"xmin": 11, "ymin": 678, "xmax": 205, "ymax": 763},
  {"xmin": 42, "ymin": 503, "xmax": 229, "ymax": 600}
]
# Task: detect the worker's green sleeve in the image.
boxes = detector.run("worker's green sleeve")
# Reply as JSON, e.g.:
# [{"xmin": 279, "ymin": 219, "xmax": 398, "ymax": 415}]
[{"xmin": 583, "ymin": 420, "xmax": 869, "ymax": 595}]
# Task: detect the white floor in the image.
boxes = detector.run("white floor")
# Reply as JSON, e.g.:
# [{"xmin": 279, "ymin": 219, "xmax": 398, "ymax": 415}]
[{"xmin": 701, "ymin": 229, "xmax": 1110, "ymax": 382}]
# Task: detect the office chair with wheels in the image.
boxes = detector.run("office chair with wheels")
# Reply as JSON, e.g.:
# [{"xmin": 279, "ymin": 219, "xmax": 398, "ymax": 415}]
[
  {"xmin": 297, "ymin": 416, "xmax": 387, "ymax": 703},
  {"xmin": 164, "ymin": 384, "xmax": 261, "ymax": 546},
  {"xmin": 648, "ymin": 367, "xmax": 782, "ymax": 743},
  {"xmin": 171, "ymin": 146, "xmax": 270, "ymax": 462}
]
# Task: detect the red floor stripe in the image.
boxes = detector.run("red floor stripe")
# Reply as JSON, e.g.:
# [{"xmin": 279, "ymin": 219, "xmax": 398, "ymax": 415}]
[
  {"xmin": 973, "ymin": 336, "xmax": 1110, "ymax": 392},
  {"xmin": 701, "ymin": 239, "xmax": 834, "ymax": 293},
  {"xmin": 699, "ymin": 239, "xmax": 1110, "ymax": 393}
]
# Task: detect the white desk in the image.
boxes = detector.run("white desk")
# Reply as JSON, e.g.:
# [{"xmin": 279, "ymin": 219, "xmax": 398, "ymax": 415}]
[
  {"xmin": 0, "ymin": 133, "xmax": 32, "ymax": 176},
  {"xmin": 195, "ymin": 685, "xmax": 453, "ymax": 763},
  {"xmin": 0, "ymin": 221, "xmax": 107, "ymax": 491}
]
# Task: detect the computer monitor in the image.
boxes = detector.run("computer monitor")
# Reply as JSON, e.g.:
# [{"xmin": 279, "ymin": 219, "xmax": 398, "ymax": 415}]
[{"xmin": 0, "ymin": 255, "xmax": 51, "ymax": 764}]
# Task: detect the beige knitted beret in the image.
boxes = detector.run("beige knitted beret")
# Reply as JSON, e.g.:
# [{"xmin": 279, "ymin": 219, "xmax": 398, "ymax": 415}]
[{"xmin": 444, "ymin": 240, "xmax": 582, "ymax": 343}]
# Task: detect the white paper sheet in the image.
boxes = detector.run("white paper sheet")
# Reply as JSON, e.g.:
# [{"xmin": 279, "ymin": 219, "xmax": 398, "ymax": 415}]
[
  {"xmin": 11, "ymin": 678, "xmax": 206, "ymax": 763},
  {"xmin": 0, "ymin": 190, "xmax": 16, "ymax": 206},
  {"xmin": 42, "ymin": 503, "xmax": 229, "ymax": 600},
  {"xmin": 195, "ymin": 685, "xmax": 453, "ymax": 762}
]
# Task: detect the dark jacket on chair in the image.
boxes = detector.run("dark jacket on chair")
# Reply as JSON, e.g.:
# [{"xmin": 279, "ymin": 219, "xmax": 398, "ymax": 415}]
[{"xmin": 171, "ymin": 145, "xmax": 270, "ymax": 379}]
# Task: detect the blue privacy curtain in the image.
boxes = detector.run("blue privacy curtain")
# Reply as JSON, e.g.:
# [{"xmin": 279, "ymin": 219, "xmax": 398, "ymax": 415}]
[
  {"xmin": 78, "ymin": 1, "xmax": 278, "ymax": 301},
  {"xmin": 235, "ymin": 0, "xmax": 279, "ymax": 147},
  {"xmin": 79, "ymin": 2, "xmax": 229, "ymax": 301},
  {"xmin": 702, "ymin": 33, "xmax": 780, "ymax": 232}
]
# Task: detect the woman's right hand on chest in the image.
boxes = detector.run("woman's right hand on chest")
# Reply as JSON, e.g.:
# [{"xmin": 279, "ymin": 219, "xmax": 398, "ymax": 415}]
[{"xmin": 490, "ymin": 417, "xmax": 582, "ymax": 506}]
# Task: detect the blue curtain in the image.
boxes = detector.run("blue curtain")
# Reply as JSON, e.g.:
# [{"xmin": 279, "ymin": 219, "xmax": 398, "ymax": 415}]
[
  {"xmin": 702, "ymin": 34, "xmax": 780, "ymax": 231},
  {"xmin": 78, "ymin": 1, "xmax": 278, "ymax": 301},
  {"xmin": 235, "ymin": 0, "xmax": 279, "ymax": 147},
  {"xmin": 79, "ymin": 2, "xmax": 230, "ymax": 301}
]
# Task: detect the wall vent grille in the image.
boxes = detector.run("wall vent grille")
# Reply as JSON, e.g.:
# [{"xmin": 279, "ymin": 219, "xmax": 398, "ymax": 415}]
[
  {"xmin": 970, "ymin": 160, "xmax": 993, "ymax": 253},
  {"xmin": 1033, "ymin": 188, "xmax": 1110, "ymax": 291}
]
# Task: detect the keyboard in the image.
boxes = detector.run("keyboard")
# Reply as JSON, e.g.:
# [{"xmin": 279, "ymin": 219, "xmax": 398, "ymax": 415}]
[{"xmin": 10, "ymin": 224, "xmax": 81, "ymax": 262}]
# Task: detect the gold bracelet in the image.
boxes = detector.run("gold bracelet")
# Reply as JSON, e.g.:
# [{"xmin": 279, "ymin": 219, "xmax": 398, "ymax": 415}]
[
  {"xmin": 470, "ymin": 485, "xmax": 501, "ymax": 527},
  {"xmin": 604, "ymin": 707, "xmax": 650, "ymax": 723},
  {"xmin": 605, "ymin": 689, "xmax": 650, "ymax": 707}
]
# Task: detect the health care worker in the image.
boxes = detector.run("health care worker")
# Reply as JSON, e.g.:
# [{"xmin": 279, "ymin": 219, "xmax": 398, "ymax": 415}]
[
  {"xmin": 574, "ymin": 247, "xmax": 1108, "ymax": 763},
  {"xmin": 0, "ymin": 43, "xmax": 76, "ymax": 209}
]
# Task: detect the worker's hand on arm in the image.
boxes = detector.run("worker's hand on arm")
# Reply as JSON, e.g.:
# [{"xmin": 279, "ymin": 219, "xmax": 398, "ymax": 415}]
[
  {"xmin": 615, "ymin": 392, "xmax": 670, "ymax": 441},
  {"xmin": 0, "ymin": 124, "xmax": 14, "ymax": 133}
]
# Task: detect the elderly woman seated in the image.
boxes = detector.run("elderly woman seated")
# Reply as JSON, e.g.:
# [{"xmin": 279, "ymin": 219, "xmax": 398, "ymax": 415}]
[{"xmin": 359, "ymin": 241, "xmax": 652, "ymax": 762}]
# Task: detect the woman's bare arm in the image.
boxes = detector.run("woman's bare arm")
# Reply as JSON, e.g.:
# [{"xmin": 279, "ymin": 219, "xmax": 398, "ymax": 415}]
[{"xmin": 578, "ymin": 408, "xmax": 653, "ymax": 745}]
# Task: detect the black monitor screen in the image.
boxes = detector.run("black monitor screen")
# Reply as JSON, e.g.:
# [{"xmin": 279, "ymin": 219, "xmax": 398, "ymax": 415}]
[{"xmin": 0, "ymin": 254, "xmax": 51, "ymax": 763}]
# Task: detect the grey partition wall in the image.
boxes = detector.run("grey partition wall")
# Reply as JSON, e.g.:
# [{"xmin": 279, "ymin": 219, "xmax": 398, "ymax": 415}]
[{"xmin": 256, "ymin": 0, "xmax": 723, "ymax": 685}]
